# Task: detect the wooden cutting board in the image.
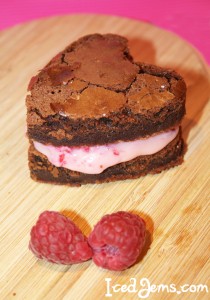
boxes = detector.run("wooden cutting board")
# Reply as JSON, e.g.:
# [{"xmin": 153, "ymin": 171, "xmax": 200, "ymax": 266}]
[{"xmin": 0, "ymin": 14, "xmax": 209, "ymax": 300}]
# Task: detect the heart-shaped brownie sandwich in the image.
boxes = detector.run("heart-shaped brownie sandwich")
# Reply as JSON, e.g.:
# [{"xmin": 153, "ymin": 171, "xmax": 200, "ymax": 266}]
[{"xmin": 26, "ymin": 34, "xmax": 186, "ymax": 186}]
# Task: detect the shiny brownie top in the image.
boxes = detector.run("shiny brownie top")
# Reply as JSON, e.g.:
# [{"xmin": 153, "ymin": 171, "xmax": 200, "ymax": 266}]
[{"xmin": 27, "ymin": 34, "xmax": 186, "ymax": 120}]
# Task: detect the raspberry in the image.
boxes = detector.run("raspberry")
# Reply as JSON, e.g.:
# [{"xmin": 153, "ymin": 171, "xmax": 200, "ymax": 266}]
[
  {"xmin": 88, "ymin": 211, "xmax": 146, "ymax": 271},
  {"xmin": 29, "ymin": 211, "xmax": 93, "ymax": 264}
]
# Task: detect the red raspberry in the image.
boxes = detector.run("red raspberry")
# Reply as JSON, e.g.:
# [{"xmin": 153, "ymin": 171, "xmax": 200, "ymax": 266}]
[
  {"xmin": 29, "ymin": 211, "xmax": 93, "ymax": 264},
  {"xmin": 88, "ymin": 211, "xmax": 146, "ymax": 271}
]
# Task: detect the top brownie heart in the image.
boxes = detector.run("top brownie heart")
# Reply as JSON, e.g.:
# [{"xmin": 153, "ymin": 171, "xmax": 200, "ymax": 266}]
[{"xmin": 26, "ymin": 34, "xmax": 186, "ymax": 146}]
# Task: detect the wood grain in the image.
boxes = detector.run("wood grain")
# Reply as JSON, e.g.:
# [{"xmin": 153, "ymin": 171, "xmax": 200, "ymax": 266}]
[{"xmin": 0, "ymin": 14, "xmax": 209, "ymax": 300}]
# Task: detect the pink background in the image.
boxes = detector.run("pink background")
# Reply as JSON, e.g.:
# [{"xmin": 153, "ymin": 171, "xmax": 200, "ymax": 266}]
[{"xmin": 0, "ymin": 0, "xmax": 210, "ymax": 64}]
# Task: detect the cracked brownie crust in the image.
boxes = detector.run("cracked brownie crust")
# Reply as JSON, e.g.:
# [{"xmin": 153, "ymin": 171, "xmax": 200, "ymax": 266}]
[{"xmin": 26, "ymin": 34, "xmax": 186, "ymax": 147}]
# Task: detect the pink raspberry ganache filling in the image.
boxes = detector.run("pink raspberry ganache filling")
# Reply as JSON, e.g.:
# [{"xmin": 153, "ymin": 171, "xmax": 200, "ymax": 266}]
[{"xmin": 33, "ymin": 127, "xmax": 179, "ymax": 174}]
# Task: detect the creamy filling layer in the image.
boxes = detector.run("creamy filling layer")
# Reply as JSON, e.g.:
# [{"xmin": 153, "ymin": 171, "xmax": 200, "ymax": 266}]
[{"xmin": 33, "ymin": 127, "xmax": 179, "ymax": 174}]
